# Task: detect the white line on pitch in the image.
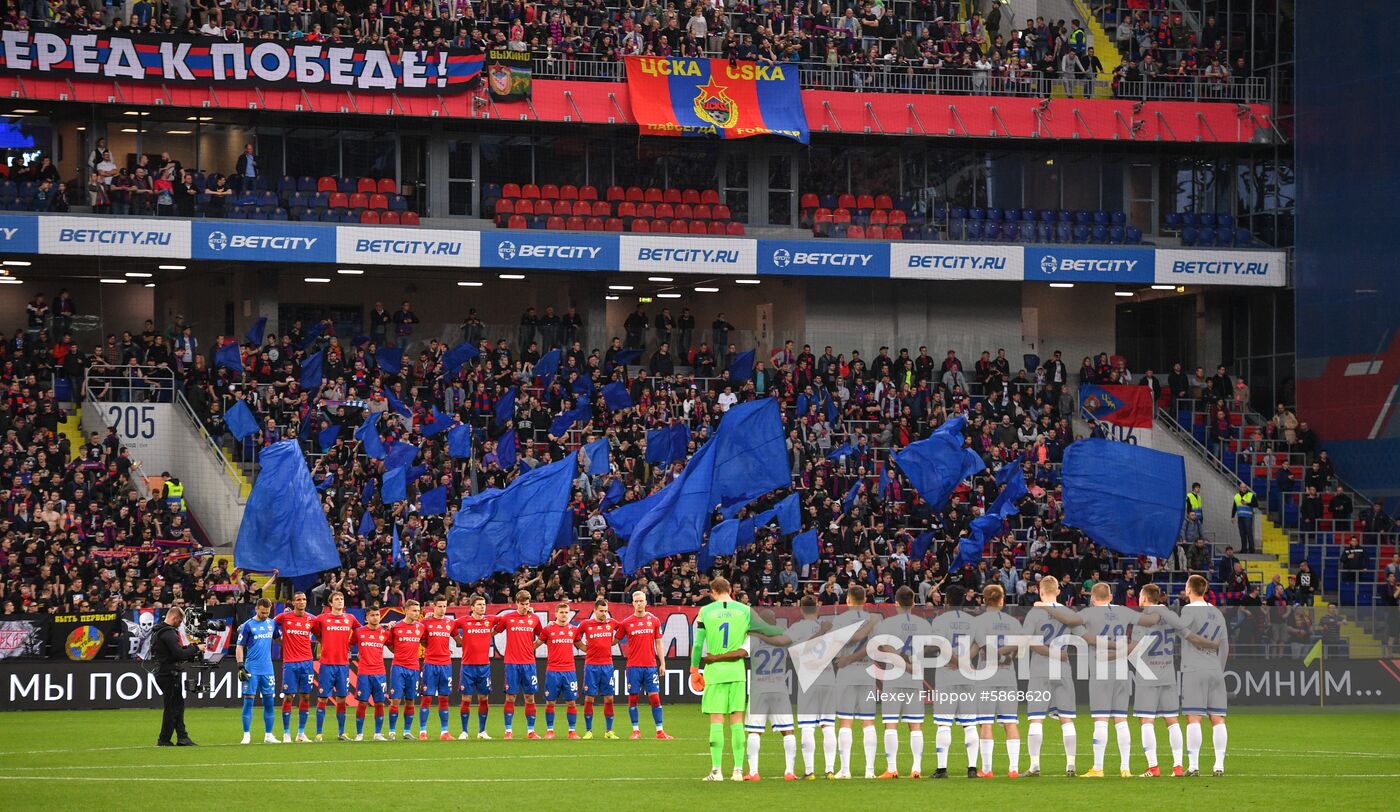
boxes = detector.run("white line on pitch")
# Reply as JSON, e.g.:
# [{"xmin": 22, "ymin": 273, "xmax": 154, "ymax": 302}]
[{"xmin": 0, "ymin": 751, "xmax": 707, "ymax": 771}]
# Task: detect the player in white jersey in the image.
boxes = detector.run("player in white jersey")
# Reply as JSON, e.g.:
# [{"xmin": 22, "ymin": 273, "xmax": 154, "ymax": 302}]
[
  {"xmin": 969, "ymin": 584, "xmax": 1024, "ymax": 778},
  {"xmin": 1048, "ymin": 582, "xmax": 1141, "ymax": 778},
  {"xmin": 788, "ymin": 596, "xmax": 838, "ymax": 779},
  {"xmin": 1023, "ymin": 576, "xmax": 1080, "ymax": 777},
  {"xmin": 832, "ymin": 584, "xmax": 881, "ymax": 779},
  {"xmin": 1130, "ymin": 582, "xmax": 1217, "ymax": 778},
  {"xmin": 871, "ymin": 586, "xmax": 932, "ymax": 778},
  {"xmin": 744, "ymin": 608, "xmax": 798, "ymax": 780},
  {"xmin": 1177, "ymin": 574, "xmax": 1230, "ymax": 776},
  {"xmin": 927, "ymin": 589, "xmax": 980, "ymax": 779}
]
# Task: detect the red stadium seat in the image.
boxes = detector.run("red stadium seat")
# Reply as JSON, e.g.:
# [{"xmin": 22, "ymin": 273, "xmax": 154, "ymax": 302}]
[
  {"xmin": 637, "ymin": 203, "xmax": 656, "ymax": 219},
  {"xmin": 866, "ymin": 225, "xmax": 884, "ymax": 240},
  {"xmin": 317, "ymin": 176, "xmax": 338, "ymax": 193},
  {"xmin": 625, "ymin": 186, "xmax": 645, "ymax": 203},
  {"xmin": 566, "ymin": 216, "xmax": 586, "ymax": 231},
  {"xmin": 885, "ymin": 225, "xmax": 902, "ymax": 239},
  {"xmin": 708, "ymin": 221, "xmax": 726, "ymax": 235},
  {"xmin": 832, "ymin": 208, "xmax": 852, "ymax": 224},
  {"xmin": 813, "ymin": 208, "xmax": 833, "ymax": 225},
  {"xmin": 800, "ymin": 193, "xmax": 820, "ymax": 210},
  {"xmin": 559, "ymin": 184, "xmax": 579, "ymax": 201},
  {"xmin": 663, "ymin": 188, "xmax": 682, "ymax": 204},
  {"xmin": 539, "ymin": 183, "xmax": 559, "ymax": 199},
  {"xmin": 586, "ymin": 217, "xmax": 605, "ymax": 231},
  {"xmin": 547, "ymin": 215, "xmax": 566, "ymax": 230},
  {"xmin": 838, "ymin": 194, "xmax": 856, "ymax": 210},
  {"xmin": 328, "ymin": 192, "xmax": 349, "ymax": 208},
  {"xmin": 725, "ymin": 221, "xmax": 745, "ymax": 236},
  {"xmin": 856, "ymin": 194, "xmax": 875, "ymax": 211},
  {"xmin": 692, "ymin": 204, "xmax": 712, "ymax": 221},
  {"xmin": 874, "ymin": 194, "xmax": 893, "ymax": 210},
  {"xmin": 514, "ymin": 199, "xmax": 535, "ymax": 217},
  {"xmin": 579, "ymin": 185, "xmax": 599, "ymax": 201},
  {"xmin": 847, "ymin": 224, "xmax": 865, "ymax": 239},
  {"xmin": 650, "ymin": 219, "xmax": 669, "ymax": 232},
  {"xmin": 377, "ymin": 177, "xmax": 397, "ymax": 195},
  {"xmin": 618, "ymin": 201, "xmax": 637, "ymax": 219},
  {"xmin": 700, "ymin": 189, "xmax": 720, "ymax": 205},
  {"xmin": 494, "ymin": 197, "xmax": 515, "ymax": 216},
  {"xmin": 869, "ymin": 209, "xmax": 888, "ymax": 226},
  {"xmin": 507, "ymin": 214, "xmax": 527, "ymax": 229},
  {"xmin": 570, "ymin": 200, "xmax": 590, "ymax": 218},
  {"xmin": 632, "ymin": 219, "xmax": 651, "ymax": 232},
  {"xmin": 534, "ymin": 200, "xmax": 555, "ymax": 217},
  {"xmin": 501, "ymin": 183, "xmax": 521, "ymax": 198},
  {"xmin": 360, "ymin": 210, "xmax": 381, "ymax": 224},
  {"xmin": 644, "ymin": 187, "xmax": 663, "ymax": 204},
  {"xmin": 605, "ymin": 218, "xmax": 624, "ymax": 231},
  {"xmin": 369, "ymin": 193, "xmax": 388, "ymax": 210},
  {"xmin": 656, "ymin": 203, "xmax": 675, "ymax": 220},
  {"xmin": 889, "ymin": 210, "xmax": 907, "ymax": 226},
  {"xmin": 355, "ymin": 177, "xmax": 376, "ymax": 194},
  {"xmin": 675, "ymin": 203, "xmax": 694, "ymax": 220},
  {"xmin": 401, "ymin": 211, "xmax": 419, "ymax": 226},
  {"xmin": 713, "ymin": 204, "xmax": 732, "ymax": 220},
  {"xmin": 380, "ymin": 211, "xmax": 401, "ymax": 225},
  {"xmin": 669, "ymin": 219, "xmax": 689, "ymax": 234},
  {"xmin": 349, "ymin": 192, "xmax": 369, "ymax": 209},
  {"xmin": 592, "ymin": 200, "xmax": 611, "ymax": 217},
  {"xmin": 606, "ymin": 185, "xmax": 625, "ymax": 202},
  {"xmin": 521, "ymin": 184, "xmax": 540, "ymax": 199},
  {"xmin": 688, "ymin": 220, "xmax": 707, "ymax": 235},
  {"xmin": 682, "ymin": 188, "xmax": 700, "ymax": 205}
]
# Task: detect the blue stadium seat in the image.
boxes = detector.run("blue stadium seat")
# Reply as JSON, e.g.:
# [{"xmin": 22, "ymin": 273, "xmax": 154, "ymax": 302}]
[
  {"xmin": 272, "ymin": 207, "xmax": 288, "ymax": 221},
  {"xmin": 1019, "ymin": 222, "xmax": 1036, "ymax": 241},
  {"xmin": 967, "ymin": 221, "xmax": 985, "ymax": 240},
  {"xmin": 337, "ymin": 177, "xmax": 356, "ymax": 194},
  {"xmin": 1003, "ymin": 208, "xmax": 1019, "ymax": 222},
  {"xmin": 969, "ymin": 207, "xmax": 986, "ymax": 221},
  {"xmin": 1216, "ymin": 212, "xmax": 1234, "ymax": 229},
  {"xmin": 1090, "ymin": 225, "xmax": 1108, "ymax": 243},
  {"xmin": 228, "ymin": 207, "xmax": 247, "ymax": 219},
  {"xmin": 820, "ymin": 195, "xmax": 839, "ymax": 210},
  {"xmin": 1234, "ymin": 227, "xmax": 1251, "ymax": 246},
  {"xmin": 1164, "ymin": 211, "xmax": 1182, "ymax": 230},
  {"xmin": 829, "ymin": 224, "xmax": 848, "ymax": 238},
  {"xmin": 986, "ymin": 207, "xmax": 1002, "ymax": 223},
  {"xmin": 1074, "ymin": 209, "xmax": 1091, "ymax": 226},
  {"xmin": 1039, "ymin": 209, "xmax": 1055, "ymax": 223},
  {"xmin": 1021, "ymin": 208, "xmax": 1036, "ymax": 223},
  {"xmin": 1055, "ymin": 223, "xmax": 1072, "ymax": 243},
  {"xmin": 1057, "ymin": 209, "xmax": 1073, "ymax": 223},
  {"xmin": 257, "ymin": 191, "xmax": 278, "ymax": 208},
  {"xmin": 1111, "ymin": 211, "xmax": 1126, "ymax": 226},
  {"xmin": 1036, "ymin": 222, "xmax": 1053, "ymax": 242},
  {"xmin": 1182, "ymin": 226, "xmax": 1198, "ymax": 246},
  {"xmin": 1072, "ymin": 225, "xmax": 1090, "ymax": 243},
  {"xmin": 1093, "ymin": 209, "xmax": 1109, "ymax": 225},
  {"xmin": 1125, "ymin": 225, "xmax": 1142, "ymax": 244},
  {"xmin": 1198, "ymin": 226, "xmax": 1216, "ymax": 245},
  {"xmin": 1107, "ymin": 225, "xmax": 1125, "ymax": 243},
  {"xmin": 278, "ymin": 175, "xmax": 297, "ymax": 195},
  {"xmin": 297, "ymin": 176, "xmax": 316, "ymax": 193}
]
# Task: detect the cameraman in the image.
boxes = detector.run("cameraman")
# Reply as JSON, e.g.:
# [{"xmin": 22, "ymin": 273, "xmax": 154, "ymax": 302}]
[{"xmin": 152, "ymin": 605, "xmax": 201, "ymax": 747}]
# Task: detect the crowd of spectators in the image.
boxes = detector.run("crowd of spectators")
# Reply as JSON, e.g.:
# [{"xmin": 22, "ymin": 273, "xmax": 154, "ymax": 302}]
[{"xmin": 1107, "ymin": 6, "xmax": 1256, "ymax": 100}]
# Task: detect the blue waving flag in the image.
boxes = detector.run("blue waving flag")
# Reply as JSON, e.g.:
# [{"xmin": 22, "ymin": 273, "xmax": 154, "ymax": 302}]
[
  {"xmin": 355, "ymin": 412, "xmax": 386, "ymax": 459},
  {"xmin": 752, "ymin": 492, "xmax": 801, "ymax": 536},
  {"xmin": 841, "ymin": 481, "xmax": 863, "ymax": 512},
  {"xmin": 318, "ymin": 424, "xmax": 341, "ymax": 452},
  {"xmin": 793, "ymin": 528, "xmax": 819, "ymax": 568},
  {"xmin": 954, "ymin": 513, "xmax": 1006, "ymax": 570},
  {"xmin": 534, "ymin": 349, "xmax": 561, "ymax": 391},
  {"xmin": 645, "ymin": 424, "xmax": 689, "ymax": 465},
  {"xmin": 1061, "ymin": 439, "xmax": 1185, "ymax": 559},
  {"xmin": 601, "ymin": 381, "xmax": 634, "ymax": 410},
  {"xmin": 215, "ymin": 341, "xmax": 243, "ymax": 373},
  {"xmin": 315, "ymin": 473, "xmax": 334, "ymax": 492},
  {"xmin": 621, "ymin": 440, "xmax": 718, "ymax": 574},
  {"xmin": 601, "ymin": 479, "xmax": 625, "ymax": 510},
  {"xmin": 300, "ymin": 351, "xmax": 324, "ymax": 391},
  {"xmin": 911, "ymin": 529, "xmax": 937, "ymax": 560},
  {"xmin": 382, "ymin": 466, "xmax": 407, "ymax": 504},
  {"xmin": 497, "ymin": 429, "xmax": 518, "ymax": 469},
  {"xmin": 726, "ymin": 349, "xmax": 755, "ymax": 382},
  {"xmin": 442, "ymin": 341, "xmax": 480, "ymax": 376},
  {"xmin": 419, "ymin": 485, "xmax": 448, "ymax": 517},
  {"xmin": 494, "ymin": 388, "xmax": 517, "ymax": 426},
  {"xmin": 990, "ymin": 463, "xmax": 1028, "ymax": 516},
  {"xmin": 448, "ymin": 424, "xmax": 473, "ymax": 459},
  {"xmin": 736, "ymin": 518, "xmax": 756, "ymax": 549},
  {"xmin": 877, "ymin": 466, "xmax": 892, "ymax": 500},
  {"xmin": 226, "ymin": 399, "xmax": 259, "ymax": 441},
  {"xmin": 391, "ymin": 523, "xmax": 405, "ymax": 567},
  {"xmin": 384, "ymin": 441, "xmax": 419, "ymax": 471},
  {"xmin": 584, "ymin": 437, "xmax": 611, "ymax": 475},
  {"xmin": 376, "ymin": 346, "xmax": 404, "ymax": 375},
  {"xmin": 605, "ymin": 489, "xmax": 666, "ymax": 540},
  {"xmin": 610, "ymin": 348, "xmax": 642, "ymax": 369},
  {"xmin": 244, "ymin": 316, "xmax": 267, "ymax": 347},
  {"xmin": 709, "ymin": 398, "xmax": 790, "ymax": 506},
  {"xmin": 298, "ymin": 321, "xmax": 325, "ymax": 350},
  {"xmin": 233, "ymin": 440, "xmax": 340, "ymax": 578},
  {"xmin": 891, "ymin": 416, "xmax": 984, "ymax": 509},
  {"xmin": 826, "ymin": 443, "xmax": 853, "ymax": 461},
  {"xmin": 358, "ymin": 509, "xmax": 376, "ymax": 537},
  {"xmin": 384, "ymin": 389, "xmax": 412, "ymax": 419},
  {"xmin": 420, "ymin": 407, "xmax": 453, "ymax": 437},
  {"xmin": 445, "ymin": 452, "xmax": 578, "ymax": 583},
  {"xmin": 550, "ymin": 396, "xmax": 591, "ymax": 437},
  {"xmin": 708, "ymin": 519, "xmax": 739, "ymax": 557}
]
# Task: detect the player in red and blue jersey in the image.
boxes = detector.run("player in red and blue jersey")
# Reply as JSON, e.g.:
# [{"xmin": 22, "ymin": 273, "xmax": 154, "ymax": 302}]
[
  {"xmin": 492, "ymin": 589, "xmax": 544, "ymax": 740},
  {"xmin": 419, "ymin": 596, "xmax": 456, "ymax": 741},
  {"xmin": 614, "ymin": 591, "xmax": 673, "ymax": 740},
  {"xmin": 575, "ymin": 598, "xmax": 619, "ymax": 739},
  {"xmin": 273, "ymin": 591, "xmax": 317, "ymax": 742},
  {"xmin": 310, "ymin": 591, "xmax": 360, "ymax": 741},
  {"xmin": 387, "ymin": 600, "xmax": 425, "ymax": 740},
  {"xmin": 351, "ymin": 604, "xmax": 391, "ymax": 741},
  {"xmin": 451, "ymin": 594, "xmax": 496, "ymax": 739},
  {"xmin": 542, "ymin": 603, "xmax": 581, "ymax": 739}
]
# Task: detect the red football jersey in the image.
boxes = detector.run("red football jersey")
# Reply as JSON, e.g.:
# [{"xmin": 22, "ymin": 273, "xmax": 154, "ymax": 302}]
[
  {"xmin": 492, "ymin": 611, "xmax": 544, "ymax": 665},
  {"xmin": 352, "ymin": 626, "xmax": 391, "ymax": 676},
  {"xmin": 451, "ymin": 616, "xmax": 494, "ymax": 666},
  {"xmin": 421, "ymin": 615, "xmax": 455, "ymax": 666},
  {"xmin": 274, "ymin": 611, "xmax": 317, "ymax": 663},
  {"xmin": 389, "ymin": 621, "xmax": 425, "ymax": 669},
  {"xmin": 575, "ymin": 617, "xmax": 619, "ymax": 666},
  {"xmin": 615, "ymin": 613, "xmax": 663, "ymax": 667},
  {"xmin": 311, "ymin": 611, "xmax": 361, "ymax": 666},
  {"xmin": 542, "ymin": 622, "xmax": 580, "ymax": 672}
]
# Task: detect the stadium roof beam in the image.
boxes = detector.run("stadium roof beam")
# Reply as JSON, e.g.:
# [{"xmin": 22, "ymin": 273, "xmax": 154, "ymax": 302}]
[
  {"xmin": 1072, "ymin": 108, "xmax": 1094, "ymax": 139},
  {"xmin": 990, "ymin": 106, "xmax": 1011, "ymax": 138},
  {"xmin": 863, "ymin": 101, "xmax": 884, "ymax": 134},
  {"xmin": 1196, "ymin": 111, "xmax": 1219, "ymax": 142},
  {"xmin": 606, "ymin": 92, "xmax": 628, "ymax": 124},
  {"xmin": 563, "ymin": 90, "xmax": 584, "ymax": 123},
  {"xmin": 821, "ymin": 100, "xmax": 841, "ymax": 133},
  {"xmin": 947, "ymin": 104, "xmax": 970, "ymax": 137},
  {"xmin": 1154, "ymin": 110, "xmax": 1179, "ymax": 141}
]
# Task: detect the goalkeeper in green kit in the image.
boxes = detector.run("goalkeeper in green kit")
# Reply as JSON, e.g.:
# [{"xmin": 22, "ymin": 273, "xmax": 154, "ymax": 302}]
[{"xmin": 690, "ymin": 577, "xmax": 789, "ymax": 782}]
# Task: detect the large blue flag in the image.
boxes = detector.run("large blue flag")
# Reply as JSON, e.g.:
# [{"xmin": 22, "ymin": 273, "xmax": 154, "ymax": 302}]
[
  {"xmin": 877, "ymin": 466, "xmax": 892, "ymax": 500},
  {"xmin": 1061, "ymin": 439, "xmax": 1185, "ymax": 559},
  {"xmin": 497, "ymin": 429, "xmax": 518, "ymax": 469},
  {"xmin": 989, "ymin": 463, "xmax": 1028, "ymax": 516},
  {"xmin": 601, "ymin": 381, "xmax": 633, "ymax": 410},
  {"xmin": 708, "ymin": 518, "xmax": 739, "ymax": 557},
  {"xmin": 955, "ymin": 512, "xmax": 1006, "ymax": 570},
  {"xmin": 419, "ymin": 485, "xmax": 448, "ymax": 516},
  {"xmin": 358, "ymin": 508, "xmax": 376, "ymax": 537},
  {"xmin": 494, "ymin": 388, "xmax": 517, "ymax": 425},
  {"xmin": 299, "ymin": 351, "xmax": 323, "ymax": 391},
  {"xmin": 226, "ymin": 399, "xmax": 259, "ymax": 440},
  {"xmin": 645, "ymin": 424, "xmax": 689, "ymax": 465},
  {"xmin": 610, "ymin": 348, "xmax": 642, "ymax": 369},
  {"xmin": 621, "ymin": 440, "xmax": 718, "ymax": 574},
  {"xmin": 584, "ymin": 437, "xmax": 611, "ymax": 475},
  {"xmin": 445, "ymin": 452, "xmax": 578, "ymax": 583},
  {"xmin": 384, "ymin": 388, "xmax": 412, "ymax": 419},
  {"xmin": 391, "ymin": 523, "xmax": 405, "ymax": 568},
  {"xmin": 448, "ymin": 424, "xmax": 473, "ymax": 458},
  {"xmin": 315, "ymin": 473, "xmax": 334, "ymax": 493},
  {"xmin": 318, "ymin": 424, "xmax": 341, "ymax": 452},
  {"xmin": 298, "ymin": 321, "xmax": 325, "ymax": 350},
  {"xmin": 911, "ymin": 529, "xmax": 937, "ymax": 560},
  {"xmin": 420, "ymin": 407, "xmax": 453, "ymax": 437},
  {"xmin": 384, "ymin": 441, "xmax": 419, "ymax": 471},
  {"xmin": 550, "ymin": 396, "xmax": 591, "ymax": 437},
  {"xmin": 601, "ymin": 479, "xmax": 625, "ymax": 510},
  {"xmin": 891, "ymin": 416, "xmax": 984, "ymax": 510},
  {"xmin": 244, "ymin": 316, "xmax": 267, "ymax": 347},
  {"xmin": 233, "ymin": 440, "xmax": 340, "ymax": 578},
  {"xmin": 825, "ymin": 443, "xmax": 853, "ymax": 461},
  {"xmin": 376, "ymin": 346, "xmax": 404, "ymax": 375},
  {"xmin": 841, "ymin": 481, "xmax": 863, "ymax": 512},
  {"xmin": 752, "ymin": 492, "xmax": 801, "ymax": 535},
  {"xmin": 793, "ymin": 528, "xmax": 819, "ymax": 568},
  {"xmin": 605, "ymin": 489, "xmax": 666, "ymax": 540},
  {"xmin": 534, "ymin": 349, "xmax": 561, "ymax": 390},
  {"xmin": 215, "ymin": 341, "xmax": 243, "ymax": 373},
  {"xmin": 355, "ymin": 412, "xmax": 386, "ymax": 459},
  {"xmin": 727, "ymin": 348, "xmax": 755, "ymax": 382},
  {"xmin": 442, "ymin": 341, "xmax": 480, "ymax": 376},
  {"xmin": 382, "ymin": 466, "xmax": 407, "ymax": 504}
]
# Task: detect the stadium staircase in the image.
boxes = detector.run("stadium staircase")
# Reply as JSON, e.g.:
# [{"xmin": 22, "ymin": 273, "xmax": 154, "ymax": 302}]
[
  {"xmin": 1071, "ymin": 0, "xmax": 1120, "ymax": 97},
  {"xmin": 58, "ymin": 408, "xmax": 84, "ymax": 449}
]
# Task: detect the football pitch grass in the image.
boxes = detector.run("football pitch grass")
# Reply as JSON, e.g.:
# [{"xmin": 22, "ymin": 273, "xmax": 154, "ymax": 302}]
[{"xmin": 0, "ymin": 707, "xmax": 1396, "ymax": 809}]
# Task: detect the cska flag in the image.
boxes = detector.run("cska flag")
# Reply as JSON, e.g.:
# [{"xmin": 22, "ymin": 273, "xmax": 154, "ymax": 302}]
[
  {"xmin": 624, "ymin": 57, "xmax": 809, "ymax": 143},
  {"xmin": 1079, "ymin": 384, "xmax": 1154, "ymax": 428}
]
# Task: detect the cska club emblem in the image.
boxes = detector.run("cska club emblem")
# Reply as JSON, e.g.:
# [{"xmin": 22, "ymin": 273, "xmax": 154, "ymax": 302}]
[{"xmin": 693, "ymin": 79, "xmax": 738, "ymax": 129}]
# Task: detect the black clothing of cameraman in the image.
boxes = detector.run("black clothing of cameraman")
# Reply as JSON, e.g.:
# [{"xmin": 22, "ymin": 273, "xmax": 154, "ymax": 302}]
[{"xmin": 151, "ymin": 610, "xmax": 202, "ymax": 746}]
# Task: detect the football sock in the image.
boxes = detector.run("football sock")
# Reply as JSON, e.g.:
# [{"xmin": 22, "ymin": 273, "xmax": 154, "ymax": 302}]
[
  {"xmin": 822, "ymin": 725, "xmax": 837, "ymax": 773},
  {"xmin": 1186, "ymin": 722, "xmax": 1202, "ymax": 771},
  {"xmin": 262, "ymin": 695, "xmax": 275, "ymax": 734},
  {"xmin": 337, "ymin": 700, "xmax": 348, "ymax": 736},
  {"xmin": 503, "ymin": 699, "xmax": 515, "ymax": 731},
  {"xmin": 782, "ymin": 733, "xmax": 797, "ymax": 775},
  {"xmin": 909, "ymin": 729, "xmax": 924, "ymax": 774},
  {"xmin": 241, "ymin": 697, "xmax": 253, "ymax": 734},
  {"xmin": 583, "ymin": 698, "xmax": 594, "ymax": 732},
  {"xmin": 478, "ymin": 698, "xmax": 490, "ymax": 733},
  {"xmin": 388, "ymin": 708, "xmax": 398, "ymax": 733},
  {"xmin": 282, "ymin": 698, "xmax": 293, "ymax": 735},
  {"xmin": 628, "ymin": 695, "xmax": 640, "ymax": 729},
  {"xmin": 862, "ymin": 725, "xmax": 877, "ymax": 774},
  {"xmin": 730, "ymin": 723, "xmax": 745, "ymax": 770},
  {"xmin": 801, "ymin": 727, "xmax": 817, "ymax": 774},
  {"xmin": 1092, "ymin": 720, "xmax": 1109, "ymax": 771},
  {"xmin": 747, "ymin": 732, "xmax": 761, "ymax": 774},
  {"xmin": 566, "ymin": 702, "xmax": 577, "ymax": 731},
  {"xmin": 648, "ymin": 693, "xmax": 664, "ymax": 730},
  {"xmin": 1006, "ymin": 737, "xmax": 1020, "ymax": 773},
  {"xmin": 524, "ymin": 700, "xmax": 537, "ymax": 732},
  {"xmin": 936, "ymin": 724, "xmax": 952, "ymax": 769},
  {"xmin": 838, "ymin": 726, "xmax": 854, "ymax": 773},
  {"xmin": 1115, "ymin": 721, "xmax": 1131, "ymax": 772},
  {"xmin": 884, "ymin": 728, "xmax": 899, "ymax": 773},
  {"xmin": 1167, "ymin": 722, "xmax": 1183, "ymax": 767},
  {"xmin": 1061, "ymin": 721, "xmax": 1077, "ymax": 770},
  {"xmin": 980, "ymin": 737, "xmax": 994, "ymax": 773},
  {"xmin": 418, "ymin": 696, "xmax": 429, "ymax": 729},
  {"xmin": 709, "ymin": 723, "xmax": 724, "ymax": 771},
  {"xmin": 460, "ymin": 699, "xmax": 472, "ymax": 734},
  {"xmin": 546, "ymin": 701, "xmax": 556, "ymax": 731},
  {"xmin": 374, "ymin": 705, "xmax": 384, "ymax": 734},
  {"xmin": 297, "ymin": 699, "xmax": 309, "ymax": 735},
  {"xmin": 316, "ymin": 699, "xmax": 327, "ymax": 735},
  {"xmin": 963, "ymin": 725, "xmax": 978, "ymax": 769},
  {"xmin": 1027, "ymin": 721, "xmax": 1043, "ymax": 770},
  {"xmin": 437, "ymin": 697, "xmax": 449, "ymax": 731},
  {"xmin": 356, "ymin": 705, "xmax": 367, "ymax": 736},
  {"xmin": 1142, "ymin": 723, "xmax": 1159, "ymax": 768},
  {"xmin": 1211, "ymin": 723, "xmax": 1228, "ymax": 772},
  {"xmin": 603, "ymin": 698, "xmax": 615, "ymax": 731}
]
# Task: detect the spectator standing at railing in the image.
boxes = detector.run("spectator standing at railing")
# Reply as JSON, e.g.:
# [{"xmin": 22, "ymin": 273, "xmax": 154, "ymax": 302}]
[
  {"xmin": 393, "ymin": 300, "xmax": 420, "ymax": 351},
  {"xmin": 1340, "ymin": 538, "xmax": 1367, "ymax": 584},
  {"xmin": 1298, "ymin": 486, "xmax": 1322, "ymax": 532},
  {"xmin": 234, "ymin": 142, "xmax": 258, "ymax": 194},
  {"xmin": 1231, "ymin": 482, "xmax": 1258, "ymax": 554}
]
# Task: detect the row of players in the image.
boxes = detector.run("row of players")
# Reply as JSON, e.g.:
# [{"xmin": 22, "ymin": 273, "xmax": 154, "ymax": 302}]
[
  {"xmin": 234, "ymin": 591, "xmax": 674, "ymax": 744},
  {"xmin": 723, "ymin": 574, "xmax": 1229, "ymax": 782}
]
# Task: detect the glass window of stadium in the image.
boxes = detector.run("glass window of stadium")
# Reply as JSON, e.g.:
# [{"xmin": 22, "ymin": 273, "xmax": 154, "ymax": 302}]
[
  {"xmin": 0, "ymin": 113, "xmax": 53, "ymax": 178},
  {"xmin": 98, "ymin": 115, "xmax": 252, "ymax": 181}
]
